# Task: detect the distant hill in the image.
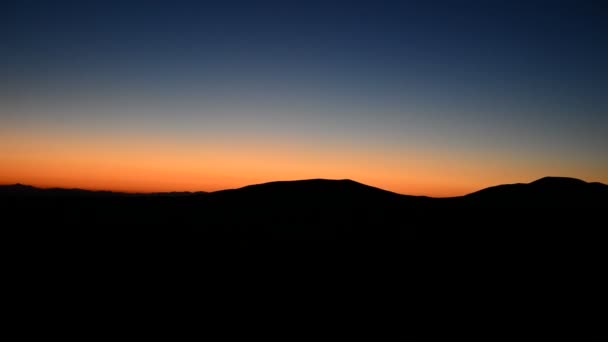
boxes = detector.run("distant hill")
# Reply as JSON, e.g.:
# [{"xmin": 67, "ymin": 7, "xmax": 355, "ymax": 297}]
[
  {"xmin": 206, "ymin": 179, "xmax": 429, "ymax": 209},
  {"xmin": 0, "ymin": 183, "xmax": 41, "ymax": 195},
  {"xmin": 2, "ymin": 177, "xmax": 605, "ymax": 206},
  {"xmin": 0, "ymin": 183, "xmax": 123, "ymax": 197},
  {"xmin": 0, "ymin": 184, "xmax": 205, "ymax": 197},
  {"xmin": 464, "ymin": 176, "xmax": 608, "ymax": 208},
  {"xmin": 3, "ymin": 176, "xmax": 606, "ymax": 263},
  {"xmin": 2, "ymin": 175, "xmax": 605, "ymax": 234}
]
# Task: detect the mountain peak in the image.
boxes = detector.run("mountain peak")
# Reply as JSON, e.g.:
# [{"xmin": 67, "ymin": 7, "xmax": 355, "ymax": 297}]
[
  {"xmin": 12, "ymin": 183, "xmax": 35, "ymax": 188},
  {"xmin": 530, "ymin": 177, "xmax": 588, "ymax": 187},
  {"xmin": 1, "ymin": 183, "xmax": 38, "ymax": 190}
]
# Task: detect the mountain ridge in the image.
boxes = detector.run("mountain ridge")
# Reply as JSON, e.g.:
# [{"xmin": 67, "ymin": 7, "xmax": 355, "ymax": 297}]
[
  {"xmin": 3, "ymin": 176, "xmax": 606, "ymax": 252},
  {"xmin": 2, "ymin": 176, "xmax": 606, "ymax": 199}
]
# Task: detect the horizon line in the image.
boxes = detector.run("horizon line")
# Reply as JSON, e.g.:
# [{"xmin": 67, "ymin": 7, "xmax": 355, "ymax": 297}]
[{"xmin": 1, "ymin": 176, "xmax": 601, "ymax": 198}]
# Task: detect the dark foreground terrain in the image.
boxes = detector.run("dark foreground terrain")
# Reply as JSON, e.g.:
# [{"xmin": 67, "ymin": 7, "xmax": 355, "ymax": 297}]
[
  {"xmin": 3, "ymin": 175, "xmax": 606, "ymax": 316},
  {"xmin": 2, "ymin": 177, "xmax": 606, "ymax": 251}
]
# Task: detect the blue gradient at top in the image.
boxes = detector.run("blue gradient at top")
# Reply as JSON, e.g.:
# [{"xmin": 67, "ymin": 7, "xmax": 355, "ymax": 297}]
[{"xmin": 2, "ymin": 0, "xmax": 608, "ymax": 186}]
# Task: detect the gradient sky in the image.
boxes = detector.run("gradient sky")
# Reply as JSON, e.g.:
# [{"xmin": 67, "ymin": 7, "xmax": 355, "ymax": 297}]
[{"xmin": 2, "ymin": 0, "xmax": 607, "ymax": 196}]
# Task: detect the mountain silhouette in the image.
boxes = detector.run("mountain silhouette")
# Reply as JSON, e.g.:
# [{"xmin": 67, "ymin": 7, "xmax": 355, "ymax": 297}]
[
  {"xmin": 2, "ymin": 176, "xmax": 606, "ymax": 205},
  {"xmin": 0, "ymin": 183, "xmax": 42, "ymax": 195},
  {"xmin": 206, "ymin": 179, "xmax": 429, "ymax": 210},
  {"xmin": 464, "ymin": 176, "xmax": 608, "ymax": 208},
  {"xmin": 3, "ymin": 176, "xmax": 605, "ymax": 271},
  {"xmin": 3, "ymin": 176, "xmax": 604, "ymax": 238},
  {"xmin": 4, "ymin": 176, "xmax": 605, "ymax": 205},
  {"xmin": 2, "ymin": 176, "xmax": 605, "ymax": 238}
]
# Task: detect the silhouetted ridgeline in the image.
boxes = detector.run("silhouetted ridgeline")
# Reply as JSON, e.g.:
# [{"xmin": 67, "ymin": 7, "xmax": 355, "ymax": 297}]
[
  {"xmin": 2, "ymin": 176, "xmax": 604, "ymax": 237},
  {"xmin": 3, "ymin": 177, "xmax": 606, "ymax": 223},
  {"xmin": 3, "ymin": 175, "xmax": 606, "ymax": 303},
  {"xmin": 464, "ymin": 177, "xmax": 608, "ymax": 208}
]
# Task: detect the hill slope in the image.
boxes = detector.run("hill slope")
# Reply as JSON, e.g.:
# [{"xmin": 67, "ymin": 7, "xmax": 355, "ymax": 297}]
[
  {"xmin": 2, "ymin": 177, "xmax": 606, "ymax": 257},
  {"xmin": 465, "ymin": 176, "xmax": 608, "ymax": 208}
]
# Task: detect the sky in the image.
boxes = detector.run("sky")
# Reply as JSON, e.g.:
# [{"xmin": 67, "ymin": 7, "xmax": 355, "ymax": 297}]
[{"xmin": 1, "ymin": 0, "xmax": 607, "ymax": 196}]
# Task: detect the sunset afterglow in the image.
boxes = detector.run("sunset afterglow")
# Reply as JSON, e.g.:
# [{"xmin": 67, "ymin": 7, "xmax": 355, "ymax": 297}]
[{"xmin": 3, "ymin": 1, "xmax": 607, "ymax": 197}]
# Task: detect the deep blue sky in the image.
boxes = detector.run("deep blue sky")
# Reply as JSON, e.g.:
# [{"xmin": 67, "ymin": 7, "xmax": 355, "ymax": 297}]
[{"xmin": 2, "ymin": 0, "xmax": 607, "ymax": 194}]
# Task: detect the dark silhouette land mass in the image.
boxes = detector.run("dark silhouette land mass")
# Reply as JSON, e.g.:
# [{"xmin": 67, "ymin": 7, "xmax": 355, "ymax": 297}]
[
  {"xmin": 2, "ymin": 176, "xmax": 605, "ymax": 253},
  {"xmin": 3, "ymin": 176, "xmax": 605, "ymax": 278},
  {"xmin": 3, "ymin": 176, "xmax": 606, "ymax": 205},
  {"xmin": 2, "ymin": 176, "xmax": 605, "ymax": 234}
]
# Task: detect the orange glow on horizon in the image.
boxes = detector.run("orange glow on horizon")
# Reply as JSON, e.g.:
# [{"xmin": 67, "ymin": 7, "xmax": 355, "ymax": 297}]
[{"xmin": 2, "ymin": 128, "xmax": 606, "ymax": 197}]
